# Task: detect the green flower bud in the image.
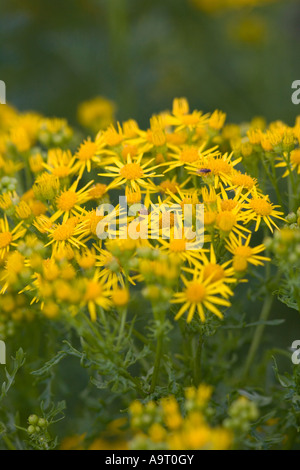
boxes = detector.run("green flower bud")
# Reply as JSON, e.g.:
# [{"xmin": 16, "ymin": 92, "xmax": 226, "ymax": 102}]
[
  {"xmin": 286, "ymin": 212, "xmax": 297, "ymax": 224},
  {"xmin": 27, "ymin": 425, "xmax": 35, "ymax": 434},
  {"xmin": 28, "ymin": 414, "xmax": 39, "ymax": 425},
  {"xmin": 38, "ymin": 418, "xmax": 48, "ymax": 428}
]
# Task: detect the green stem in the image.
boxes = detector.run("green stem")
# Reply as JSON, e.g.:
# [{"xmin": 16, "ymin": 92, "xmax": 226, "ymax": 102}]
[
  {"xmin": 2, "ymin": 434, "xmax": 16, "ymax": 450},
  {"xmin": 117, "ymin": 307, "xmax": 127, "ymax": 348},
  {"xmin": 243, "ymin": 293, "xmax": 274, "ymax": 380},
  {"xmin": 193, "ymin": 332, "xmax": 203, "ymax": 386},
  {"xmin": 150, "ymin": 329, "xmax": 164, "ymax": 394},
  {"xmin": 261, "ymin": 157, "xmax": 284, "ymax": 209}
]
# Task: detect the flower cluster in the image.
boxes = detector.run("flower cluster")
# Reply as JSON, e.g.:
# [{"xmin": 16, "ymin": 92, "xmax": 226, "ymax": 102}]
[
  {"xmin": 128, "ymin": 386, "xmax": 260, "ymax": 450},
  {"xmin": 0, "ymin": 98, "xmax": 282, "ymax": 336}
]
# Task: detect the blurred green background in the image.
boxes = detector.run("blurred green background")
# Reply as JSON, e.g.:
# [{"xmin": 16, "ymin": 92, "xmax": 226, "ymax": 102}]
[{"xmin": 1, "ymin": 0, "xmax": 300, "ymax": 126}]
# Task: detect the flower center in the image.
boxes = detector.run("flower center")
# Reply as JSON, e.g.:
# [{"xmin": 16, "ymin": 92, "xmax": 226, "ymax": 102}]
[
  {"xmin": 231, "ymin": 174, "xmax": 255, "ymax": 189},
  {"xmin": 180, "ymin": 147, "xmax": 199, "ymax": 163},
  {"xmin": 250, "ymin": 198, "xmax": 272, "ymax": 216},
  {"xmin": 85, "ymin": 281, "xmax": 102, "ymax": 301},
  {"xmin": 233, "ymin": 256, "xmax": 248, "ymax": 272},
  {"xmin": 185, "ymin": 282, "xmax": 206, "ymax": 302},
  {"xmin": 57, "ymin": 190, "xmax": 78, "ymax": 211},
  {"xmin": 216, "ymin": 211, "xmax": 236, "ymax": 232},
  {"xmin": 208, "ymin": 159, "xmax": 232, "ymax": 175},
  {"xmin": 169, "ymin": 239, "xmax": 186, "ymax": 252},
  {"xmin": 234, "ymin": 246, "xmax": 253, "ymax": 258},
  {"xmin": 89, "ymin": 183, "xmax": 107, "ymax": 199},
  {"xmin": 203, "ymin": 263, "xmax": 225, "ymax": 282},
  {"xmin": 221, "ymin": 200, "xmax": 237, "ymax": 211},
  {"xmin": 291, "ymin": 149, "xmax": 300, "ymax": 165},
  {"xmin": 77, "ymin": 141, "xmax": 98, "ymax": 161},
  {"xmin": 0, "ymin": 232, "xmax": 12, "ymax": 248},
  {"xmin": 120, "ymin": 163, "xmax": 143, "ymax": 180},
  {"xmin": 52, "ymin": 224, "xmax": 74, "ymax": 241},
  {"xmin": 159, "ymin": 180, "xmax": 179, "ymax": 194}
]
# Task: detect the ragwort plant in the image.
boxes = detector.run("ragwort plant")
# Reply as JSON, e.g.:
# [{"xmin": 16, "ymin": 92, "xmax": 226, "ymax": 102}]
[{"xmin": 0, "ymin": 97, "xmax": 299, "ymax": 450}]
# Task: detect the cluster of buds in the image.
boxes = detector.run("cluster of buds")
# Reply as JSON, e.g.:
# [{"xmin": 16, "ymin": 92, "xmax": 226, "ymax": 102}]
[
  {"xmin": 224, "ymin": 396, "xmax": 259, "ymax": 434},
  {"xmin": 128, "ymin": 386, "xmax": 233, "ymax": 450},
  {"xmin": 27, "ymin": 414, "xmax": 52, "ymax": 450},
  {"xmin": 0, "ymin": 176, "xmax": 18, "ymax": 194},
  {"xmin": 38, "ymin": 118, "xmax": 73, "ymax": 147},
  {"xmin": 136, "ymin": 249, "xmax": 180, "ymax": 307},
  {"xmin": 265, "ymin": 208, "xmax": 300, "ymax": 267}
]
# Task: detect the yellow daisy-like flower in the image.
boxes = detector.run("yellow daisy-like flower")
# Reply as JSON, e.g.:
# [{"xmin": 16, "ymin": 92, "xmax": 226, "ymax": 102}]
[
  {"xmin": 228, "ymin": 171, "xmax": 258, "ymax": 195},
  {"xmin": 165, "ymin": 98, "xmax": 209, "ymax": 131},
  {"xmin": 100, "ymin": 153, "xmax": 162, "ymax": 191},
  {"xmin": 194, "ymin": 245, "xmax": 236, "ymax": 295},
  {"xmin": 43, "ymin": 148, "xmax": 76, "ymax": 179},
  {"xmin": 164, "ymin": 143, "xmax": 220, "ymax": 174},
  {"xmin": 208, "ymin": 110, "xmax": 226, "ymax": 131},
  {"xmin": 158, "ymin": 234, "xmax": 205, "ymax": 268},
  {"xmin": 186, "ymin": 151, "xmax": 241, "ymax": 188},
  {"xmin": 82, "ymin": 273, "xmax": 112, "ymax": 321},
  {"xmin": 226, "ymin": 235, "xmax": 270, "ymax": 272},
  {"xmin": 276, "ymin": 149, "xmax": 300, "ymax": 177},
  {"xmin": 52, "ymin": 178, "xmax": 93, "ymax": 223},
  {"xmin": 0, "ymin": 216, "xmax": 26, "ymax": 259},
  {"xmin": 171, "ymin": 271, "xmax": 231, "ymax": 323},
  {"xmin": 76, "ymin": 248, "xmax": 96, "ymax": 270},
  {"xmin": 244, "ymin": 192, "xmax": 285, "ymax": 232},
  {"xmin": 215, "ymin": 208, "xmax": 250, "ymax": 240},
  {"xmin": 75, "ymin": 138, "xmax": 100, "ymax": 177},
  {"xmin": 34, "ymin": 216, "xmax": 86, "ymax": 253}
]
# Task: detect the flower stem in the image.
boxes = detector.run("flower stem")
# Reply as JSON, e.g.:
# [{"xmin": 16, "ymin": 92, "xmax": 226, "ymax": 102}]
[
  {"xmin": 243, "ymin": 293, "xmax": 274, "ymax": 380},
  {"xmin": 117, "ymin": 307, "xmax": 127, "ymax": 348},
  {"xmin": 150, "ymin": 327, "xmax": 164, "ymax": 394},
  {"xmin": 193, "ymin": 332, "xmax": 203, "ymax": 385}
]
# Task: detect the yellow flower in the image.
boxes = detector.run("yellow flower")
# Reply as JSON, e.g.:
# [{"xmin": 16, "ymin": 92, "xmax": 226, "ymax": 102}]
[
  {"xmin": 75, "ymin": 139, "xmax": 100, "ymax": 177},
  {"xmin": 100, "ymin": 153, "xmax": 162, "ymax": 191},
  {"xmin": 15, "ymin": 201, "xmax": 32, "ymax": 220},
  {"xmin": 165, "ymin": 97, "xmax": 209, "ymax": 131},
  {"xmin": 226, "ymin": 235, "xmax": 270, "ymax": 272},
  {"xmin": 77, "ymin": 96, "xmax": 115, "ymax": 132},
  {"xmin": 0, "ymin": 216, "xmax": 26, "ymax": 258},
  {"xmin": 112, "ymin": 288, "xmax": 130, "ymax": 307},
  {"xmin": 89, "ymin": 183, "xmax": 108, "ymax": 200},
  {"xmin": 186, "ymin": 151, "xmax": 241, "ymax": 188},
  {"xmin": 33, "ymin": 172, "xmax": 60, "ymax": 200},
  {"xmin": 82, "ymin": 274, "xmax": 112, "ymax": 321},
  {"xmin": 34, "ymin": 216, "xmax": 86, "ymax": 253},
  {"xmin": 44, "ymin": 148, "xmax": 76, "ymax": 179},
  {"xmin": 229, "ymin": 171, "xmax": 258, "ymax": 194},
  {"xmin": 76, "ymin": 248, "xmax": 96, "ymax": 270},
  {"xmin": 9, "ymin": 126, "xmax": 31, "ymax": 152},
  {"xmin": 164, "ymin": 143, "xmax": 220, "ymax": 173},
  {"xmin": 171, "ymin": 270, "xmax": 231, "ymax": 323},
  {"xmin": 186, "ymin": 245, "xmax": 236, "ymax": 297},
  {"xmin": 276, "ymin": 149, "xmax": 300, "ymax": 177},
  {"xmin": 52, "ymin": 178, "xmax": 93, "ymax": 223},
  {"xmin": 29, "ymin": 153, "xmax": 44, "ymax": 173},
  {"xmin": 209, "ymin": 110, "xmax": 226, "ymax": 131},
  {"xmin": 244, "ymin": 191, "xmax": 285, "ymax": 232}
]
